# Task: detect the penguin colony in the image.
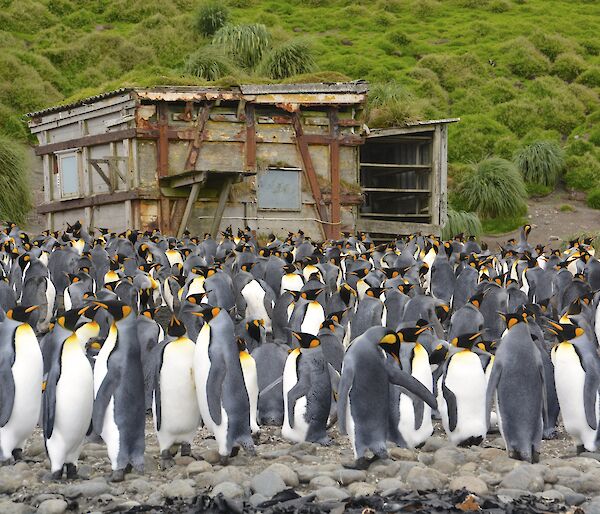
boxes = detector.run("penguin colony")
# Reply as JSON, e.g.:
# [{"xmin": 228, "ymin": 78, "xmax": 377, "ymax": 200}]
[{"xmin": 0, "ymin": 220, "xmax": 599, "ymax": 481}]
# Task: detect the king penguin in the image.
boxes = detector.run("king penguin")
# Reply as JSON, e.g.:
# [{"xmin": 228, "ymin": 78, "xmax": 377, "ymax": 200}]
[
  {"xmin": 92, "ymin": 300, "xmax": 146, "ymax": 481},
  {"xmin": 237, "ymin": 337, "xmax": 260, "ymax": 434},
  {"xmin": 0, "ymin": 305, "xmax": 43, "ymax": 464},
  {"xmin": 192, "ymin": 305, "xmax": 255, "ymax": 462},
  {"xmin": 152, "ymin": 316, "xmax": 201, "ymax": 469},
  {"xmin": 338, "ymin": 326, "xmax": 437, "ymax": 469},
  {"xmin": 44, "ymin": 308, "xmax": 100, "ymax": 479},
  {"xmin": 282, "ymin": 332, "xmax": 333, "ymax": 445}
]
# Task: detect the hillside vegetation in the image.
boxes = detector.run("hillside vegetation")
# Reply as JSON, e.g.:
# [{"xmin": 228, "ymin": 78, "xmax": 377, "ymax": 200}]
[{"xmin": 1, "ymin": 0, "xmax": 599, "ymax": 227}]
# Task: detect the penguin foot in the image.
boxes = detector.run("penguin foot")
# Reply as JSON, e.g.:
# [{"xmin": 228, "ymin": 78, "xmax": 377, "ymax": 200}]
[
  {"xmin": 11, "ymin": 449, "xmax": 23, "ymax": 461},
  {"xmin": 576, "ymin": 444, "xmax": 586, "ymax": 455},
  {"xmin": 219, "ymin": 456, "xmax": 230, "ymax": 466},
  {"xmin": 65, "ymin": 463, "xmax": 78, "ymax": 479},
  {"xmin": 50, "ymin": 469, "xmax": 64, "ymax": 481},
  {"xmin": 316, "ymin": 436, "xmax": 335, "ymax": 447},
  {"xmin": 459, "ymin": 436, "xmax": 483, "ymax": 448},
  {"xmin": 229, "ymin": 447, "xmax": 240, "ymax": 458},
  {"xmin": 180, "ymin": 443, "xmax": 192, "ymax": 457},
  {"xmin": 109, "ymin": 469, "xmax": 126, "ymax": 482},
  {"xmin": 543, "ymin": 428, "xmax": 558, "ymax": 440},
  {"xmin": 342, "ymin": 457, "xmax": 372, "ymax": 470},
  {"xmin": 159, "ymin": 450, "xmax": 175, "ymax": 470},
  {"xmin": 532, "ymin": 449, "xmax": 540, "ymax": 464}
]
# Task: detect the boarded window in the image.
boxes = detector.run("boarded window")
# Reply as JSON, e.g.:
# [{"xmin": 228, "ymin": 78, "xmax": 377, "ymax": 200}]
[
  {"xmin": 58, "ymin": 153, "xmax": 80, "ymax": 198},
  {"xmin": 257, "ymin": 168, "xmax": 301, "ymax": 211}
]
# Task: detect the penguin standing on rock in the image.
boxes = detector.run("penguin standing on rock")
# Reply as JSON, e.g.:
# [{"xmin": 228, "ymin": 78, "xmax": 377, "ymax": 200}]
[
  {"xmin": 338, "ymin": 326, "xmax": 437, "ymax": 469},
  {"xmin": 192, "ymin": 305, "xmax": 255, "ymax": 462},
  {"xmin": 0, "ymin": 306, "xmax": 43, "ymax": 464},
  {"xmin": 43, "ymin": 308, "xmax": 100, "ymax": 479},
  {"xmin": 282, "ymin": 332, "xmax": 333, "ymax": 445},
  {"xmin": 152, "ymin": 317, "xmax": 201, "ymax": 469},
  {"xmin": 92, "ymin": 300, "xmax": 146, "ymax": 481},
  {"xmin": 487, "ymin": 313, "xmax": 546, "ymax": 463}
]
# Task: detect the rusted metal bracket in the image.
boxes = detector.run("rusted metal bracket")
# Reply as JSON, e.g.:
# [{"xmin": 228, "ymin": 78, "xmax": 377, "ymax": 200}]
[
  {"xmin": 184, "ymin": 102, "xmax": 213, "ymax": 172},
  {"xmin": 291, "ymin": 112, "xmax": 328, "ymax": 239}
]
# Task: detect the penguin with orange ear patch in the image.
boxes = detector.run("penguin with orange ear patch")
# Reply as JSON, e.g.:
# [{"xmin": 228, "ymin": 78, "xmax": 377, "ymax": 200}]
[
  {"xmin": 282, "ymin": 332, "xmax": 333, "ymax": 445},
  {"xmin": 487, "ymin": 312, "xmax": 546, "ymax": 463},
  {"xmin": 92, "ymin": 300, "xmax": 145, "ymax": 481}
]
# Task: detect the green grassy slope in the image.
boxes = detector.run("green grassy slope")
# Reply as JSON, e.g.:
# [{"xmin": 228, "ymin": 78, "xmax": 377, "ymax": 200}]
[{"xmin": 1, "ymin": 0, "xmax": 599, "ymax": 200}]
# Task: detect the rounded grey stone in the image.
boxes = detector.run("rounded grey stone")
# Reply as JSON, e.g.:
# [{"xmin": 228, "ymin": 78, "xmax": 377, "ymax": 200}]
[
  {"xmin": 449, "ymin": 476, "xmax": 488, "ymax": 495},
  {"xmin": 552, "ymin": 484, "xmax": 586, "ymax": 506},
  {"xmin": 316, "ymin": 486, "xmax": 349, "ymax": 501},
  {"xmin": 406, "ymin": 467, "xmax": 445, "ymax": 491},
  {"xmin": 251, "ymin": 470, "xmax": 286, "ymax": 498},
  {"xmin": 534, "ymin": 490, "xmax": 565, "ymax": 502},
  {"xmin": 249, "ymin": 493, "xmax": 267, "ymax": 507},
  {"xmin": 499, "ymin": 465, "xmax": 544, "ymax": 493},
  {"xmin": 309, "ymin": 475, "xmax": 337, "ymax": 489},
  {"xmin": 161, "ymin": 479, "xmax": 196, "ymax": 499},
  {"xmin": 264, "ymin": 463, "xmax": 299, "ymax": 487},
  {"xmin": 496, "ymin": 488, "xmax": 528, "ymax": 499},
  {"xmin": 210, "ymin": 467, "xmax": 246, "ymax": 486},
  {"xmin": 127, "ymin": 478, "xmax": 153, "ymax": 495},
  {"xmin": 187, "ymin": 461, "xmax": 213, "ymax": 477},
  {"xmin": 376, "ymin": 478, "xmax": 404, "ymax": 493},
  {"xmin": 333, "ymin": 469, "xmax": 367, "ymax": 486},
  {"xmin": 395, "ymin": 461, "xmax": 423, "ymax": 480},
  {"xmin": 36, "ymin": 499, "xmax": 68, "ymax": 514},
  {"xmin": 0, "ymin": 501, "xmax": 35, "ymax": 514},
  {"xmin": 347, "ymin": 481, "xmax": 377, "ymax": 497},
  {"xmin": 211, "ymin": 482, "xmax": 244, "ymax": 499},
  {"xmin": 63, "ymin": 479, "xmax": 111, "ymax": 498},
  {"xmin": 421, "ymin": 437, "xmax": 447, "ymax": 453}
]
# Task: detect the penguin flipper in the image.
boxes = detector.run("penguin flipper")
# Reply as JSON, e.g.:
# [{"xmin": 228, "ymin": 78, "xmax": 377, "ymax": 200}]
[
  {"xmin": 442, "ymin": 383, "xmax": 458, "ymax": 432},
  {"xmin": 337, "ymin": 365, "xmax": 354, "ymax": 435},
  {"xmin": 0, "ymin": 336, "xmax": 16, "ymax": 427},
  {"xmin": 206, "ymin": 357, "xmax": 225, "ymax": 425},
  {"xmin": 287, "ymin": 374, "xmax": 311, "ymax": 430},
  {"xmin": 385, "ymin": 361, "xmax": 437, "ymax": 409},
  {"xmin": 152, "ymin": 343, "xmax": 168, "ymax": 432},
  {"xmin": 92, "ymin": 369, "xmax": 121, "ymax": 433},
  {"xmin": 583, "ymin": 370, "xmax": 600, "ymax": 430},
  {"xmin": 486, "ymin": 363, "xmax": 502, "ymax": 430},
  {"xmin": 43, "ymin": 363, "xmax": 62, "ymax": 439},
  {"xmin": 327, "ymin": 363, "xmax": 341, "ymax": 399},
  {"xmin": 412, "ymin": 392, "xmax": 425, "ymax": 431}
]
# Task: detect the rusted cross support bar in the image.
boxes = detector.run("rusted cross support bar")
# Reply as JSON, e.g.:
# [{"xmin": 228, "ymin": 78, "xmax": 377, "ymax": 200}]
[
  {"xmin": 184, "ymin": 102, "xmax": 213, "ymax": 172},
  {"xmin": 291, "ymin": 112, "xmax": 328, "ymax": 240}
]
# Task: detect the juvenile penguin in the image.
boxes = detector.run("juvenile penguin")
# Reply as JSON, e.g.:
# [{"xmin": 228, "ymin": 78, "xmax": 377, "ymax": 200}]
[
  {"xmin": 44, "ymin": 311, "xmax": 100, "ymax": 479},
  {"xmin": 92, "ymin": 300, "xmax": 146, "ymax": 481},
  {"xmin": 192, "ymin": 305, "xmax": 255, "ymax": 461},
  {"xmin": 338, "ymin": 326, "xmax": 437, "ymax": 469},
  {"xmin": 487, "ymin": 313, "xmax": 546, "ymax": 462},
  {"xmin": 282, "ymin": 332, "xmax": 333, "ymax": 445},
  {"xmin": 152, "ymin": 317, "xmax": 201, "ymax": 469},
  {"xmin": 550, "ymin": 321, "xmax": 600, "ymax": 453},
  {"xmin": 438, "ymin": 332, "xmax": 488, "ymax": 446},
  {"xmin": 0, "ymin": 306, "xmax": 43, "ymax": 464}
]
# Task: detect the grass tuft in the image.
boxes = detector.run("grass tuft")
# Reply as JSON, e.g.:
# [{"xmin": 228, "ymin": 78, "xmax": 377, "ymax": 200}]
[
  {"xmin": 587, "ymin": 189, "xmax": 600, "ymax": 210},
  {"xmin": 259, "ymin": 39, "xmax": 316, "ymax": 79},
  {"xmin": 514, "ymin": 140, "xmax": 564, "ymax": 188},
  {"xmin": 559, "ymin": 204, "xmax": 575, "ymax": 212},
  {"xmin": 442, "ymin": 209, "xmax": 482, "ymax": 239},
  {"xmin": 184, "ymin": 48, "xmax": 237, "ymax": 81},
  {"xmin": 0, "ymin": 135, "xmax": 31, "ymax": 224},
  {"xmin": 194, "ymin": 1, "xmax": 230, "ymax": 37},
  {"xmin": 454, "ymin": 158, "xmax": 528, "ymax": 219},
  {"xmin": 213, "ymin": 23, "xmax": 271, "ymax": 69}
]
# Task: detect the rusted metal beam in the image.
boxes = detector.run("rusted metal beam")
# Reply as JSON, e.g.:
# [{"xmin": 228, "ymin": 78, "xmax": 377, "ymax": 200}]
[
  {"xmin": 322, "ymin": 193, "xmax": 363, "ymax": 205},
  {"xmin": 328, "ymin": 107, "xmax": 341, "ymax": 240},
  {"xmin": 157, "ymin": 104, "xmax": 169, "ymax": 178},
  {"xmin": 245, "ymin": 104, "xmax": 256, "ymax": 171},
  {"xmin": 184, "ymin": 102, "xmax": 213, "ymax": 172},
  {"xmin": 301, "ymin": 134, "xmax": 364, "ymax": 146},
  {"xmin": 291, "ymin": 112, "xmax": 328, "ymax": 239},
  {"xmin": 37, "ymin": 190, "xmax": 156, "ymax": 214},
  {"xmin": 34, "ymin": 128, "xmax": 137, "ymax": 155}
]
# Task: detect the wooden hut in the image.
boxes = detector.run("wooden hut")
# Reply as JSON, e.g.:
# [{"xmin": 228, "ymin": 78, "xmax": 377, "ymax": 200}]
[{"xmin": 26, "ymin": 82, "xmax": 457, "ymax": 240}]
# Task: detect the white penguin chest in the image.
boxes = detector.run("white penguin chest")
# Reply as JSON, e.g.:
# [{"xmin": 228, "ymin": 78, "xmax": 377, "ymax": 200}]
[
  {"xmin": 242, "ymin": 281, "xmax": 270, "ymax": 326},
  {"xmin": 281, "ymin": 274, "xmax": 303, "ymax": 294},
  {"xmin": 94, "ymin": 323, "xmax": 118, "ymax": 395},
  {"xmin": 282, "ymin": 349, "xmax": 309, "ymax": 441},
  {"xmin": 301, "ymin": 301, "xmax": 325, "ymax": 336}
]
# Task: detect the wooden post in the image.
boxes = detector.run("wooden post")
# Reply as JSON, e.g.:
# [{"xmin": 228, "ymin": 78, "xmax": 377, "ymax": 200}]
[
  {"xmin": 210, "ymin": 177, "xmax": 233, "ymax": 238},
  {"xmin": 245, "ymin": 104, "xmax": 256, "ymax": 171},
  {"xmin": 157, "ymin": 104, "xmax": 169, "ymax": 178},
  {"xmin": 177, "ymin": 183, "xmax": 201, "ymax": 238},
  {"xmin": 328, "ymin": 108, "xmax": 341, "ymax": 240}
]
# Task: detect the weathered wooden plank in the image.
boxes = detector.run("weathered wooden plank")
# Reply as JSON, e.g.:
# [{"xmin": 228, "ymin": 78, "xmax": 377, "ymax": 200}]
[
  {"xmin": 177, "ymin": 183, "xmax": 201, "ymax": 238},
  {"xmin": 34, "ymin": 128, "xmax": 137, "ymax": 155},
  {"xmin": 211, "ymin": 177, "xmax": 234, "ymax": 238},
  {"xmin": 245, "ymin": 104, "xmax": 256, "ymax": 171},
  {"xmin": 157, "ymin": 104, "xmax": 169, "ymax": 178},
  {"xmin": 328, "ymin": 107, "xmax": 341, "ymax": 240},
  {"xmin": 184, "ymin": 102, "xmax": 213, "ymax": 172},
  {"xmin": 37, "ymin": 190, "xmax": 157, "ymax": 214},
  {"xmin": 356, "ymin": 218, "xmax": 441, "ymax": 236},
  {"xmin": 362, "ymin": 188, "xmax": 431, "ymax": 193}
]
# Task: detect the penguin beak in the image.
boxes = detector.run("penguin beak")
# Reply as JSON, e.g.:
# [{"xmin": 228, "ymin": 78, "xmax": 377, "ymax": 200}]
[{"xmin": 25, "ymin": 305, "xmax": 39, "ymax": 313}]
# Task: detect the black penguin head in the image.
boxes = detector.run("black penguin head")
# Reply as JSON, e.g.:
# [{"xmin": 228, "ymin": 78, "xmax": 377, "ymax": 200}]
[
  {"xmin": 17, "ymin": 253, "xmax": 31, "ymax": 271},
  {"xmin": 236, "ymin": 337, "xmax": 248, "ymax": 352},
  {"xmin": 339, "ymin": 283, "xmax": 357, "ymax": 305},
  {"xmin": 57, "ymin": 308, "xmax": 86, "ymax": 331},
  {"xmin": 547, "ymin": 321, "xmax": 585, "ymax": 342},
  {"xmin": 167, "ymin": 316, "xmax": 187, "ymax": 338},
  {"xmin": 284, "ymin": 290, "xmax": 302, "ymax": 302},
  {"xmin": 240, "ymin": 262, "xmax": 255, "ymax": 273},
  {"xmin": 378, "ymin": 331, "xmax": 401, "ymax": 363},
  {"xmin": 476, "ymin": 340, "xmax": 497, "ymax": 353},
  {"xmin": 450, "ymin": 332, "xmax": 482, "ymax": 349},
  {"xmin": 397, "ymin": 323, "xmax": 429, "ymax": 343},
  {"xmin": 92, "ymin": 300, "xmax": 132, "ymax": 321},
  {"xmin": 191, "ymin": 305, "xmax": 221, "ymax": 322},
  {"xmin": 468, "ymin": 292, "xmax": 484, "ymax": 309},
  {"xmin": 382, "ymin": 268, "xmax": 403, "ymax": 279},
  {"xmin": 429, "ymin": 342, "xmax": 449, "ymax": 364},
  {"xmin": 435, "ymin": 303, "xmax": 450, "ymax": 322},
  {"xmin": 300, "ymin": 288, "xmax": 323, "ymax": 301},
  {"xmin": 282, "ymin": 263, "xmax": 297, "ymax": 275},
  {"xmin": 397, "ymin": 283, "xmax": 414, "ymax": 295},
  {"xmin": 7, "ymin": 305, "xmax": 38, "ymax": 323},
  {"xmin": 500, "ymin": 311, "xmax": 529, "ymax": 329},
  {"xmin": 246, "ymin": 319, "xmax": 264, "ymax": 342},
  {"xmin": 141, "ymin": 308, "xmax": 159, "ymax": 320},
  {"xmin": 191, "ymin": 266, "xmax": 208, "ymax": 277},
  {"xmin": 365, "ymin": 287, "xmax": 386, "ymax": 299},
  {"xmin": 291, "ymin": 331, "xmax": 321, "ymax": 349},
  {"xmin": 186, "ymin": 293, "xmax": 207, "ymax": 305},
  {"xmin": 349, "ymin": 268, "xmax": 369, "ymax": 279}
]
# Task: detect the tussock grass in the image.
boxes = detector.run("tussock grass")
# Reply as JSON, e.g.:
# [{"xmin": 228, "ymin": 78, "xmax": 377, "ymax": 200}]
[
  {"xmin": 442, "ymin": 209, "xmax": 482, "ymax": 239},
  {"xmin": 0, "ymin": 135, "xmax": 31, "ymax": 224},
  {"xmin": 514, "ymin": 141, "xmax": 565, "ymax": 188},
  {"xmin": 259, "ymin": 39, "xmax": 316, "ymax": 79},
  {"xmin": 185, "ymin": 48, "xmax": 237, "ymax": 81},
  {"xmin": 454, "ymin": 158, "xmax": 528, "ymax": 219},
  {"xmin": 213, "ymin": 24, "xmax": 271, "ymax": 69},
  {"xmin": 587, "ymin": 189, "xmax": 600, "ymax": 210},
  {"xmin": 195, "ymin": 1, "xmax": 229, "ymax": 37}
]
